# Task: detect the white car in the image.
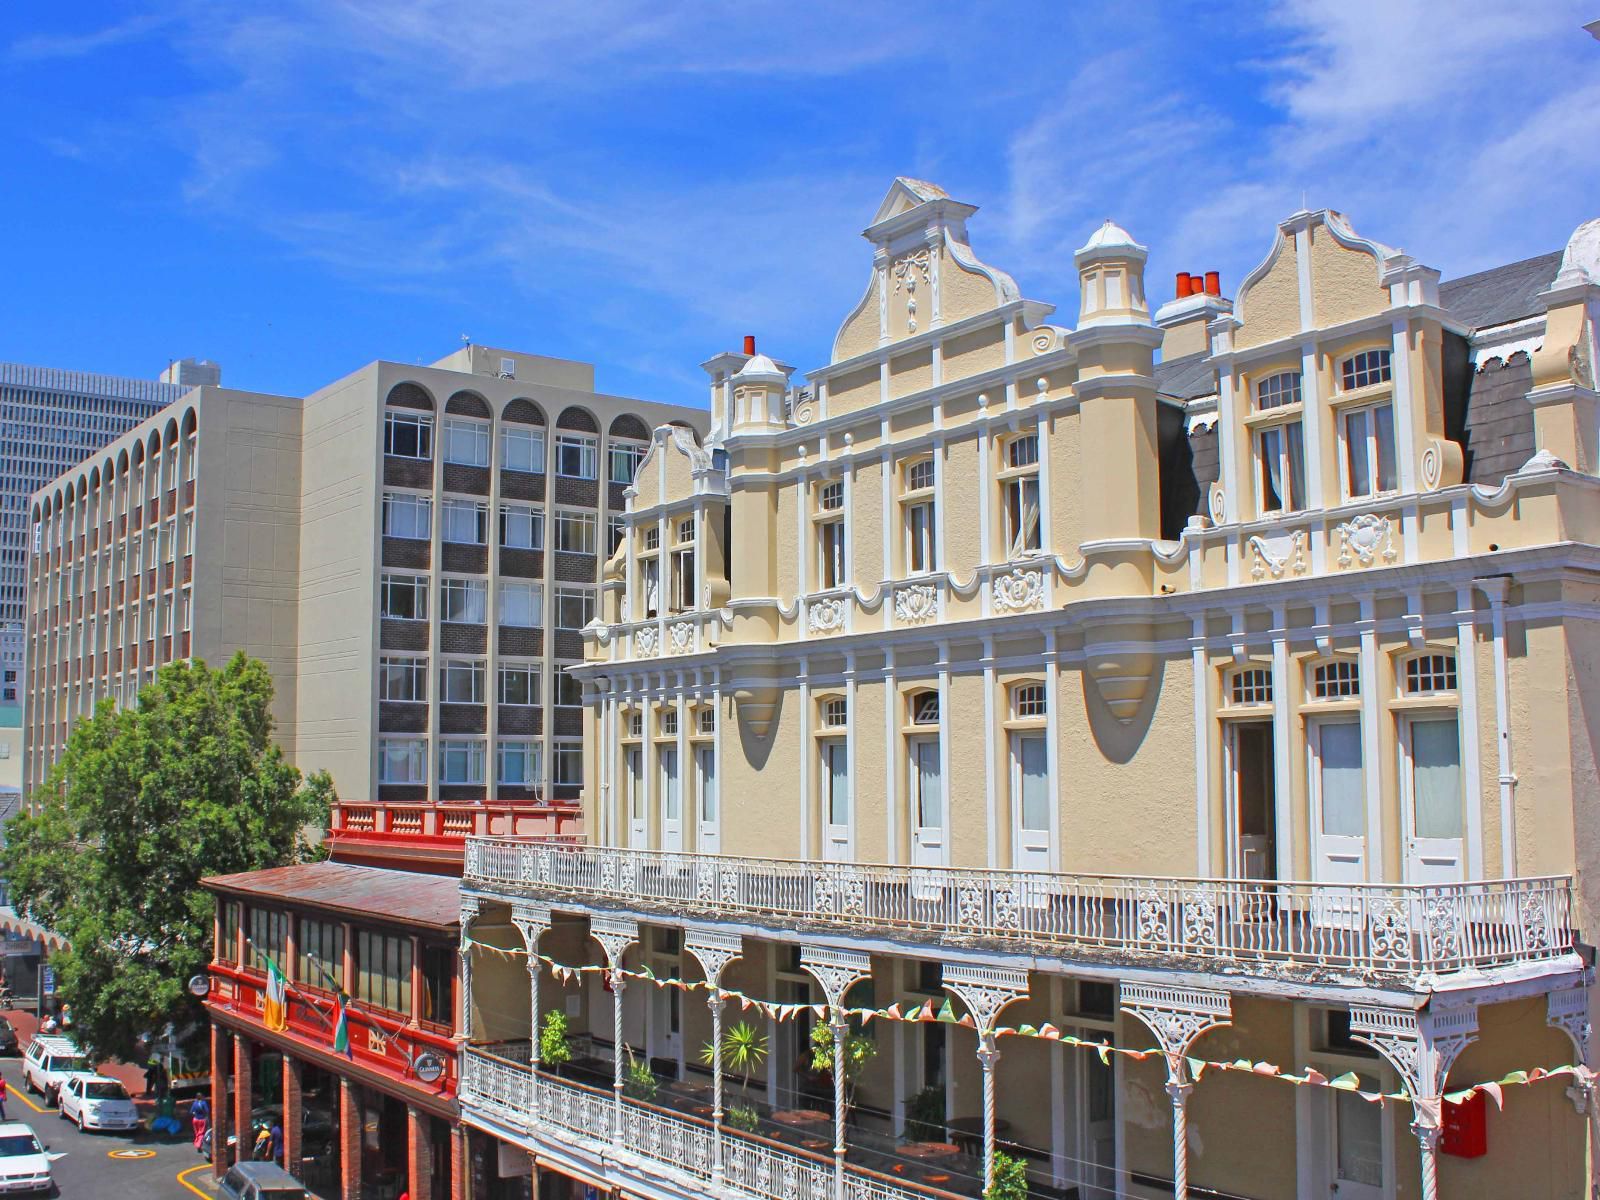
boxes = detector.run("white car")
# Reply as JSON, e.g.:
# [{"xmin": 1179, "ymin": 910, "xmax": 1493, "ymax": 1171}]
[
  {"xmin": 0, "ymin": 1122, "xmax": 54, "ymax": 1195},
  {"xmin": 57, "ymin": 1073, "xmax": 139, "ymax": 1133},
  {"xmin": 19, "ymin": 1039, "xmax": 85, "ymax": 1108}
]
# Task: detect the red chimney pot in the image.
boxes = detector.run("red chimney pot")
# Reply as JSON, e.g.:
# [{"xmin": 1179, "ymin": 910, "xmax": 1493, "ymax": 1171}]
[
  {"xmin": 1175, "ymin": 272, "xmax": 1193, "ymax": 298},
  {"xmin": 743, "ymin": 335, "xmax": 756, "ymax": 355},
  {"xmin": 1204, "ymin": 271, "xmax": 1221, "ymax": 297}
]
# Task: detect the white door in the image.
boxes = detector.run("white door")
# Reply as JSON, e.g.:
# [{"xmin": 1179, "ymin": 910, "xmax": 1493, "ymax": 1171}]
[
  {"xmin": 695, "ymin": 745, "xmax": 718, "ymax": 853},
  {"xmin": 659, "ymin": 747, "xmax": 682, "ymax": 852},
  {"xmin": 1326, "ymin": 1072, "xmax": 1386, "ymax": 1200},
  {"xmin": 648, "ymin": 962, "xmax": 683, "ymax": 1069},
  {"xmin": 1310, "ymin": 719, "xmax": 1366, "ymax": 884},
  {"xmin": 1226, "ymin": 722, "xmax": 1275, "ymax": 879},
  {"xmin": 910, "ymin": 736, "xmax": 945, "ymax": 868},
  {"xmin": 1011, "ymin": 732, "xmax": 1052, "ymax": 871},
  {"xmin": 1402, "ymin": 716, "xmax": 1465, "ymax": 885},
  {"xmin": 821, "ymin": 740, "xmax": 852, "ymax": 860},
  {"xmin": 626, "ymin": 748, "xmax": 646, "ymax": 848},
  {"xmin": 1070, "ymin": 1030, "xmax": 1117, "ymax": 1199}
]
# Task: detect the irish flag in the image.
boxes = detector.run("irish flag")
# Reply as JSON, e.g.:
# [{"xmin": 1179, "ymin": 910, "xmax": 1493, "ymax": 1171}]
[{"xmin": 263, "ymin": 962, "xmax": 288, "ymax": 1033}]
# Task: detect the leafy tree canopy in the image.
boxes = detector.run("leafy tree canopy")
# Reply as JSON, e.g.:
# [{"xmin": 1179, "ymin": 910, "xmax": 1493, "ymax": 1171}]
[{"xmin": 0, "ymin": 652, "xmax": 332, "ymax": 1062}]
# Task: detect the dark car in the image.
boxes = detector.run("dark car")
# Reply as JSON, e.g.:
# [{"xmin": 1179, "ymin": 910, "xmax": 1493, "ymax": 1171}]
[
  {"xmin": 217, "ymin": 1161, "xmax": 307, "ymax": 1200},
  {"xmin": 0, "ymin": 1018, "xmax": 17, "ymax": 1055}
]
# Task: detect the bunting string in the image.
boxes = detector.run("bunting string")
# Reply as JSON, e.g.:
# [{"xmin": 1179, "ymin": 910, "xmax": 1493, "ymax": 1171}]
[{"xmin": 463, "ymin": 936, "xmax": 1590, "ymax": 1112}]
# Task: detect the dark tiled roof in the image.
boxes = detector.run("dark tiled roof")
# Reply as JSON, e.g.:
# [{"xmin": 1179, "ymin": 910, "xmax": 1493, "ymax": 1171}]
[
  {"xmin": 1439, "ymin": 251, "xmax": 1561, "ymax": 332},
  {"xmin": 203, "ymin": 860, "xmax": 461, "ymax": 930},
  {"xmin": 1154, "ymin": 351, "xmax": 1217, "ymax": 400}
]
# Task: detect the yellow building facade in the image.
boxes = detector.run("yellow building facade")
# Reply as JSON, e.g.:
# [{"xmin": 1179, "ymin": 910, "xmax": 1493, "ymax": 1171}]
[{"xmin": 458, "ymin": 181, "xmax": 1600, "ymax": 1200}]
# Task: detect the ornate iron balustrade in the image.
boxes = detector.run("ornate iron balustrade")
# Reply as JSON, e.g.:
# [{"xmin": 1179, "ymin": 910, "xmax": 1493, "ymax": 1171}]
[
  {"xmin": 461, "ymin": 1046, "xmax": 935, "ymax": 1200},
  {"xmin": 463, "ymin": 839, "xmax": 1576, "ymax": 982}
]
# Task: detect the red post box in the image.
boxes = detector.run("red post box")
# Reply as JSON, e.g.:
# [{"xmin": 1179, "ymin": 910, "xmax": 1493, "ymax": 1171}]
[{"xmin": 1440, "ymin": 1090, "xmax": 1487, "ymax": 1158}]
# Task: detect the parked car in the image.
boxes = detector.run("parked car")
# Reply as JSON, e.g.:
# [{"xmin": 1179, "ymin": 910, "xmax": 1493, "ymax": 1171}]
[
  {"xmin": 0, "ymin": 1121, "xmax": 54, "ymax": 1196},
  {"xmin": 0, "ymin": 1019, "xmax": 18, "ymax": 1056},
  {"xmin": 20, "ymin": 1038, "xmax": 85, "ymax": 1107},
  {"xmin": 217, "ymin": 1161, "xmax": 307, "ymax": 1200},
  {"xmin": 57, "ymin": 1073, "xmax": 139, "ymax": 1133}
]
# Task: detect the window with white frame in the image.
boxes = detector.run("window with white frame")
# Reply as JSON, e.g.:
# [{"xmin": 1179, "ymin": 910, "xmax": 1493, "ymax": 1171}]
[
  {"xmin": 821, "ymin": 696, "xmax": 848, "ymax": 728},
  {"xmin": 379, "ymin": 656, "xmax": 427, "ymax": 702},
  {"xmin": 1256, "ymin": 420, "xmax": 1306, "ymax": 514},
  {"xmin": 1341, "ymin": 349, "xmax": 1392, "ymax": 391},
  {"xmin": 610, "ymin": 440, "xmax": 647, "ymax": 485},
  {"xmin": 380, "ymin": 574, "xmax": 428, "ymax": 621},
  {"xmin": 1000, "ymin": 432, "xmax": 1041, "ymax": 557},
  {"xmin": 441, "ymin": 499, "xmax": 488, "ymax": 544},
  {"xmin": 440, "ymin": 578, "xmax": 487, "ymax": 624},
  {"xmin": 501, "ymin": 427, "xmax": 545, "ymax": 474},
  {"xmin": 378, "ymin": 738, "xmax": 427, "ymax": 784},
  {"xmin": 442, "ymin": 418, "xmax": 490, "ymax": 467},
  {"xmin": 384, "ymin": 411, "xmax": 432, "ymax": 459},
  {"xmin": 902, "ymin": 457, "xmax": 936, "ymax": 574},
  {"xmin": 438, "ymin": 739, "xmax": 485, "ymax": 784},
  {"xmin": 555, "ymin": 585, "xmax": 595, "ymax": 629},
  {"xmin": 1229, "ymin": 667, "xmax": 1273, "ymax": 706},
  {"xmin": 1255, "ymin": 371, "xmax": 1302, "ymax": 410},
  {"xmin": 910, "ymin": 690, "xmax": 939, "ymax": 725},
  {"xmin": 1011, "ymin": 682, "xmax": 1047, "ymax": 719},
  {"xmin": 499, "ymin": 580, "xmax": 543, "ymax": 627},
  {"xmin": 554, "ymin": 668, "xmax": 582, "ymax": 709},
  {"xmin": 499, "ymin": 504, "xmax": 543, "ymax": 550},
  {"xmin": 627, "ymin": 711, "xmax": 643, "ymax": 738},
  {"xmin": 553, "ymin": 509, "xmax": 597, "ymax": 554},
  {"xmin": 553, "ymin": 739, "xmax": 584, "ymax": 785},
  {"xmin": 439, "ymin": 659, "xmax": 486, "ymax": 704},
  {"xmin": 1403, "ymin": 714, "xmax": 1463, "ymax": 840},
  {"xmin": 697, "ymin": 707, "xmax": 716, "ymax": 735},
  {"xmin": 1310, "ymin": 660, "xmax": 1361, "ymax": 700},
  {"xmin": 498, "ymin": 662, "xmax": 540, "ymax": 706},
  {"xmin": 556, "ymin": 434, "xmax": 598, "ymax": 479},
  {"xmin": 640, "ymin": 551, "xmax": 660, "ymax": 618},
  {"xmin": 1342, "ymin": 402, "xmax": 1396, "ymax": 499},
  {"xmin": 815, "ymin": 480, "xmax": 846, "ymax": 590},
  {"xmin": 382, "ymin": 493, "xmax": 431, "ymax": 540},
  {"xmin": 671, "ymin": 538, "xmax": 695, "ymax": 611},
  {"xmin": 497, "ymin": 740, "xmax": 542, "ymax": 787},
  {"xmin": 821, "ymin": 735, "xmax": 849, "ymax": 829},
  {"xmin": 1402, "ymin": 653, "xmax": 1456, "ymax": 696}
]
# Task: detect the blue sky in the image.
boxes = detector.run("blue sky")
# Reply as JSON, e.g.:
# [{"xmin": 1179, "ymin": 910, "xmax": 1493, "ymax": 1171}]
[{"xmin": 2, "ymin": 3, "xmax": 1597, "ymax": 408}]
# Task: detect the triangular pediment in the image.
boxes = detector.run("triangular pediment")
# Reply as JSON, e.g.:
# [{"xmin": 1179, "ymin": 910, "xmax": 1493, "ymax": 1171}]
[{"xmin": 871, "ymin": 177, "xmax": 950, "ymax": 226}]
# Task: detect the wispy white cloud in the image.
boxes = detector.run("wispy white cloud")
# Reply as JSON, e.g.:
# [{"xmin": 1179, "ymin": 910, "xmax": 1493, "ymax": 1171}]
[{"xmin": 9, "ymin": 12, "xmax": 172, "ymax": 61}]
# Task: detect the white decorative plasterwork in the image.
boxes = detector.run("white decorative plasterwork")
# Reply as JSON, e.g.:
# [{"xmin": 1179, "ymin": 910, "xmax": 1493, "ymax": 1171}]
[
  {"xmin": 894, "ymin": 583, "xmax": 938, "ymax": 624},
  {"xmin": 588, "ymin": 914, "xmax": 639, "ymax": 968},
  {"xmin": 1547, "ymin": 988, "xmax": 1591, "ymax": 1063},
  {"xmin": 1336, "ymin": 513, "xmax": 1398, "ymax": 569},
  {"xmin": 1247, "ymin": 530, "xmax": 1307, "ymax": 580},
  {"xmin": 683, "ymin": 930, "xmax": 743, "ymax": 985},
  {"xmin": 510, "ymin": 901, "xmax": 553, "ymax": 952},
  {"xmin": 942, "ymin": 965, "xmax": 1029, "ymax": 1034},
  {"xmin": 1121, "ymin": 983, "xmax": 1232, "ymax": 1060},
  {"xmin": 991, "ymin": 567, "xmax": 1046, "ymax": 614},
  {"xmin": 1350, "ymin": 1005, "xmax": 1477, "ymax": 1118},
  {"xmin": 1420, "ymin": 443, "xmax": 1444, "ymax": 491},
  {"xmin": 798, "ymin": 946, "xmax": 871, "ymax": 1009},
  {"xmin": 807, "ymin": 597, "xmax": 847, "ymax": 635},
  {"xmin": 892, "ymin": 249, "xmax": 932, "ymax": 334},
  {"xmin": 1207, "ymin": 484, "xmax": 1228, "ymax": 526},
  {"xmin": 635, "ymin": 625, "xmax": 659, "ymax": 657},
  {"xmin": 669, "ymin": 621, "xmax": 695, "ymax": 654}
]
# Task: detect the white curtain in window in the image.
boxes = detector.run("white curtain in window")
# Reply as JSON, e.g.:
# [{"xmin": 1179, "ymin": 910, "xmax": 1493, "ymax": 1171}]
[
  {"xmin": 1317, "ymin": 721, "xmax": 1364, "ymax": 836},
  {"xmin": 1410, "ymin": 718, "xmax": 1462, "ymax": 839},
  {"xmin": 913, "ymin": 738, "xmax": 942, "ymax": 829},
  {"xmin": 660, "ymin": 749, "xmax": 680, "ymax": 820},
  {"xmin": 697, "ymin": 746, "xmax": 717, "ymax": 822},
  {"xmin": 825, "ymin": 741, "xmax": 849, "ymax": 826},
  {"xmin": 1017, "ymin": 734, "xmax": 1049, "ymax": 831}
]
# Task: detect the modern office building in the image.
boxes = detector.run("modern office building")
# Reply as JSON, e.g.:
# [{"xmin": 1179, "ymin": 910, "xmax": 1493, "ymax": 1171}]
[
  {"xmin": 23, "ymin": 346, "xmax": 708, "ymax": 821},
  {"xmin": 454, "ymin": 181, "xmax": 1600, "ymax": 1200}
]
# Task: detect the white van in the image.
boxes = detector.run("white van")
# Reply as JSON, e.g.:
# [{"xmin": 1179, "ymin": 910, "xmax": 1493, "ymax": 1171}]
[{"xmin": 21, "ymin": 1036, "xmax": 87, "ymax": 1106}]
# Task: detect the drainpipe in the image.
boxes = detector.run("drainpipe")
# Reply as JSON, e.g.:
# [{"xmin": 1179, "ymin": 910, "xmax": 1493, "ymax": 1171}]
[{"xmin": 1477, "ymin": 577, "xmax": 1517, "ymax": 877}]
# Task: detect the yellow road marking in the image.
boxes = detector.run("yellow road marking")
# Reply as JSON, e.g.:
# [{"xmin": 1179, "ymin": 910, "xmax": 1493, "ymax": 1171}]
[
  {"xmin": 109, "ymin": 1147, "xmax": 157, "ymax": 1159},
  {"xmin": 4, "ymin": 1082, "xmax": 45, "ymax": 1116},
  {"xmin": 178, "ymin": 1163, "xmax": 213, "ymax": 1198}
]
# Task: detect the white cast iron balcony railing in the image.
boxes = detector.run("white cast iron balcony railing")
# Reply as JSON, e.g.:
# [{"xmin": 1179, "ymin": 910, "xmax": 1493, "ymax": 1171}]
[
  {"xmin": 463, "ymin": 839, "xmax": 1576, "ymax": 984},
  {"xmin": 462, "ymin": 1045, "xmax": 939, "ymax": 1200}
]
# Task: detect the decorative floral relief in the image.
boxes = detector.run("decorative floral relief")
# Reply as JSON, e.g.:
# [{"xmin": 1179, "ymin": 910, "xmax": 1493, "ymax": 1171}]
[
  {"xmin": 1336, "ymin": 514, "xmax": 1398, "ymax": 569},
  {"xmin": 992, "ymin": 567, "xmax": 1046, "ymax": 614},
  {"xmin": 807, "ymin": 597, "xmax": 847, "ymax": 634},
  {"xmin": 894, "ymin": 583, "xmax": 938, "ymax": 624},
  {"xmin": 635, "ymin": 625, "xmax": 658, "ymax": 656},
  {"xmin": 669, "ymin": 621, "xmax": 694, "ymax": 654},
  {"xmin": 892, "ymin": 249, "xmax": 932, "ymax": 334},
  {"xmin": 1248, "ymin": 530, "xmax": 1307, "ymax": 580}
]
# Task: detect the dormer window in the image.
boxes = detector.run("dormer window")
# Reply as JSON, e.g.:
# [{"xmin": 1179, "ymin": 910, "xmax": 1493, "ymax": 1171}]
[
  {"xmin": 1255, "ymin": 372, "xmax": 1302, "ymax": 410},
  {"xmin": 1341, "ymin": 349, "xmax": 1392, "ymax": 391}
]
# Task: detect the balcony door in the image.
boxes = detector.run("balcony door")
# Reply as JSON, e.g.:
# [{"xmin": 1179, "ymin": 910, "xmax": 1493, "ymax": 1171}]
[
  {"xmin": 1308, "ymin": 719, "xmax": 1366, "ymax": 885},
  {"xmin": 658, "ymin": 747, "xmax": 682, "ymax": 852},
  {"xmin": 820, "ymin": 739, "xmax": 852, "ymax": 861},
  {"xmin": 1226, "ymin": 721, "xmax": 1276, "ymax": 880},
  {"xmin": 1071, "ymin": 1030, "xmax": 1117, "ymax": 1198},
  {"xmin": 626, "ymin": 747, "xmax": 646, "ymax": 848},
  {"xmin": 1010, "ymin": 731, "xmax": 1052, "ymax": 871},
  {"xmin": 909, "ymin": 736, "xmax": 945, "ymax": 869},
  {"xmin": 1401, "ymin": 715, "xmax": 1465, "ymax": 885},
  {"xmin": 695, "ymin": 745, "xmax": 718, "ymax": 853}
]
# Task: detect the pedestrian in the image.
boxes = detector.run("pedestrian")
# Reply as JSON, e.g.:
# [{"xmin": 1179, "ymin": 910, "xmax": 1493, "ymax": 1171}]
[
  {"xmin": 39, "ymin": 1011, "xmax": 58, "ymax": 1035},
  {"xmin": 253, "ymin": 1122, "xmax": 272, "ymax": 1161},
  {"xmin": 269, "ymin": 1121, "xmax": 283, "ymax": 1165},
  {"xmin": 58, "ymin": 1003, "xmax": 71, "ymax": 1029},
  {"xmin": 0, "ymin": 1072, "xmax": 9, "ymax": 1121},
  {"xmin": 190, "ymin": 1094, "xmax": 210, "ymax": 1153}
]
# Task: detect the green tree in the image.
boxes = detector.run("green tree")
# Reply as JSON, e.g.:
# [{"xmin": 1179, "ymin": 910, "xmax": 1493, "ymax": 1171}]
[
  {"xmin": 0, "ymin": 653, "xmax": 332, "ymax": 1063},
  {"xmin": 808, "ymin": 1020, "xmax": 877, "ymax": 1123},
  {"xmin": 984, "ymin": 1150, "xmax": 1029, "ymax": 1200}
]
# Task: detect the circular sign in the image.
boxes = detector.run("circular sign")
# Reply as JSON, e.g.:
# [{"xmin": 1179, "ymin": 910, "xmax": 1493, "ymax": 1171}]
[
  {"xmin": 413, "ymin": 1052, "xmax": 445, "ymax": 1084},
  {"xmin": 187, "ymin": 975, "xmax": 211, "ymax": 998},
  {"xmin": 109, "ymin": 1148, "xmax": 158, "ymax": 1160}
]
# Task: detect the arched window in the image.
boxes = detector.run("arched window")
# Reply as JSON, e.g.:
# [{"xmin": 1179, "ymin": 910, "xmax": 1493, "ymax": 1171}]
[
  {"xmin": 1402, "ymin": 652, "xmax": 1456, "ymax": 696},
  {"xmin": 1228, "ymin": 666, "xmax": 1273, "ymax": 707}
]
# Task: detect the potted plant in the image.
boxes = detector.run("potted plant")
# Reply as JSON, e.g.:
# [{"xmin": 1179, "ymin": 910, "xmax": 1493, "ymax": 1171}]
[
  {"xmin": 904, "ymin": 1085, "xmax": 946, "ymax": 1142},
  {"xmin": 808, "ymin": 1021, "xmax": 877, "ymax": 1126},
  {"xmin": 701, "ymin": 1020, "xmax": 768, "ymax": 1107},
  {"xmin": 726, "ymin": 1103, "xmax": 762, "ymax": 1133},
  {"xmin": 623, "ymin": 1049, "xmax": 659, "ymax": 1103},
  {"xmin": 539, "ymin": 1010, "xmax": 572, "ymax": 1073}
]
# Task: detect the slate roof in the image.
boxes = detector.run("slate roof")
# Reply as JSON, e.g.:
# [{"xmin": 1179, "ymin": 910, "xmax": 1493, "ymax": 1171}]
[
  {"xmin": 1154, "ymin": 351, "xmax": 1217, "ymax": 400},
  {"xmin": 1438, "ymin": 251, "xmax": 1561, "ymax": 332},
  {"xmin": 203, "ymin": 860, "xmax": 461, "ymax": 930}
]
